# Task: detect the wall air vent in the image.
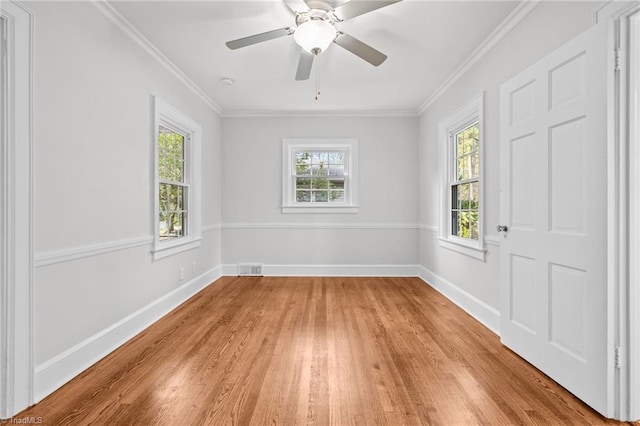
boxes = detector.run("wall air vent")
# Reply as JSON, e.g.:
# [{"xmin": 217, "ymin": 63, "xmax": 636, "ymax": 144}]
[{"xmin": 237, "ymin": 263, "xmax": 263, "ymax": 277}]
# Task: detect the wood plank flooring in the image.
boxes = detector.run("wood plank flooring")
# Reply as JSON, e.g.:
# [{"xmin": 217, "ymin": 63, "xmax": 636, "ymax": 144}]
[{"xmin": 17, "ymin": 277, "xmax": 637, "ymax": 425}]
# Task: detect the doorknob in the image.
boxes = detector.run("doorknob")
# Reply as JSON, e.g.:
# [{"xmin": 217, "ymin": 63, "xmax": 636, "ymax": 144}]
[{"xmin": 496, "ymin": 225, "xmax": 508, "ymax": 233}]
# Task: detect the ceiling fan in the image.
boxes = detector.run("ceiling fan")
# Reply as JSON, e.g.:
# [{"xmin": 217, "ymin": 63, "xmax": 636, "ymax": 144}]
[{"xmin": 225, "ymin": 0, "xmax": 401, "ymax": 81}]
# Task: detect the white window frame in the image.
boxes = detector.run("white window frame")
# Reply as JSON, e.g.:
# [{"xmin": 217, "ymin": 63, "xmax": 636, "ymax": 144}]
[
  {"xmin": 152, "ymin": 97, "xmax": 201, "ymax": 260},
  {"xmin": 282, "ymin": 138, "xmax": 358, "ymax": 214},
  {"xmin": 438, "ymin": 92, "xmax": 486, "ymax": 260}
]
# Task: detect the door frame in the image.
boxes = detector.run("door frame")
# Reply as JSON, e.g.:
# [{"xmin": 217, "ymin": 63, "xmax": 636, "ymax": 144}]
[
  {"xmin": 601, "ymin": 1, "xmax": 640, "ymax": 421},
  {"xmin": 0, "ymin": 0, "xmax": 33, "ymax": 419}
]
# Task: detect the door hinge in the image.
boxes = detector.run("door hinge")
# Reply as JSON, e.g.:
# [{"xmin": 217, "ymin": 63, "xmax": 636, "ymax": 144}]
[
  {"xmin": 615, "ymin": 346, "xmax": 624, "ymax": 368},
  {"xmin": 614, "ymin": 48, "xmax": 621, "ymax": 72}
]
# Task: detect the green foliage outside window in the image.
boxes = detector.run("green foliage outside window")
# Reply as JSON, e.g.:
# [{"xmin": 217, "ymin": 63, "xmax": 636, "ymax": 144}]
[
  {"xmin": 295, "ymin": 151, "xmax": 345, "ymax": 203},
  {"xmin": 158, "ymin": 127, "xmax": 187, "ymax": 240},
  {"xmin": 452, "ymin": 123, "xmax": 480, "ymax": 240}
]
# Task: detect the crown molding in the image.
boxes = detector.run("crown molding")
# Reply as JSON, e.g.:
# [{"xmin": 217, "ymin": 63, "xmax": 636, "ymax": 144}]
[
  {"xmin": 91, "ymin": 0, "xmax": 540, "ymax": 119},
  {"xmin": 90, "ymin": 0, "xmax": 223, "ymax": 115},
  {"xmin": 417, "ymin": 0, "xmax": 542, "ymax": 115},
  {"xmin": 221, "ymin": 109, "xmax": 419, "ymax": 118}
]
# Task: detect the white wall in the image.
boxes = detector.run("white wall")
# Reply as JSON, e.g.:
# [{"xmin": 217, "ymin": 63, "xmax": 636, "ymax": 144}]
[
  {"xmin": 222, "ymin": 116, "xmax": 419, "ymax": 271},
  {"xmin": 418, "ymin": 1, "xmax": 597, "ymax": 311},
  {"xmin": 29, "ymin": 1, "xmax": 222, "ymax": 399}
]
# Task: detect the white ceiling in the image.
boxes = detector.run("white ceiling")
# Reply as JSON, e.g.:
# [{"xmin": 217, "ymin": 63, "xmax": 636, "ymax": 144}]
[{"xmin": 110, "ymin": 0, "xmax": 520, "ymax": 114}]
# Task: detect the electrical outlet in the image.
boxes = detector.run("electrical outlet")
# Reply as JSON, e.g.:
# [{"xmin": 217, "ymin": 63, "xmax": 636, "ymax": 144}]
[{"xmin": 179, "ymin": 267, "xmax": 185, "ymax": 281}]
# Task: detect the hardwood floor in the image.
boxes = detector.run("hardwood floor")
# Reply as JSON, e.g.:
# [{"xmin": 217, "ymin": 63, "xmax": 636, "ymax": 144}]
[{"xmin": 18, "ymin": 277, "xmax": 636, "ymax": 425}]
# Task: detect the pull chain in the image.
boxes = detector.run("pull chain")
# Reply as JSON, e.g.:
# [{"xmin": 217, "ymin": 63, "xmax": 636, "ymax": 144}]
[{"xmin": 315, "ymin": 64, "xmax": 320, "ymax": 101}]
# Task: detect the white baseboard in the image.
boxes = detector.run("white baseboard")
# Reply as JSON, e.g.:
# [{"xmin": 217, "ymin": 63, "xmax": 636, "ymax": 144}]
[
  {"xmin": 33, "ymin": 265, "xmax": 223, "ymax": 403},
  {"xmin": 221, "ymin": 263, "xmax": 420, "ymax": 277},
  {"xmin": 417, "ymin": 265, "xmax": 501, "ymax": 336}
]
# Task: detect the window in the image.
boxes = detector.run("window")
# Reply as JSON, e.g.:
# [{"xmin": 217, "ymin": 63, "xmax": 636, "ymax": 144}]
[
  {"xmin": 438, "ymin": 93, "xmax": 485, "ymax": 260},
  {"xmin": 451, "ymin": 122, "xmax": 480, "ymax": 240},
  {"xmin": 282, "ymin": 138, "xmax": 358, "ymax": 213},
  {"xmin": 153, "ymin": 97, "xmax": 202, "ymax": 260}
]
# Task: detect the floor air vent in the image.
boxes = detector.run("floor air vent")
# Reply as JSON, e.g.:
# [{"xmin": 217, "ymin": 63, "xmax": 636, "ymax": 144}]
[{"xmin": 237, "ymin": 264, "xmax": 263, "ymax": 277}]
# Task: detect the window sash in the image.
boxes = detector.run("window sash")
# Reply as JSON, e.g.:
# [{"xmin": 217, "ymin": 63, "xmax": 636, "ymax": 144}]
[
  {"xmin": 449, "ymin": 122, "xmax": 480, "ymax": 241},
  {"xmin": 292, "ymin": 149, "xmax": 348, "ymax": 204},
  {"xmin": 158, "ymin": 127, "xmax": 190, "ymax": 240}
]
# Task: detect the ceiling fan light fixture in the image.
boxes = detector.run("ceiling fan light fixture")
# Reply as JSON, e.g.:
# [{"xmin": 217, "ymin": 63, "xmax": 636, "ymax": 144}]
[{"xmin": 293, "ymin": 19, "xmax": 336, "ymax": 54}]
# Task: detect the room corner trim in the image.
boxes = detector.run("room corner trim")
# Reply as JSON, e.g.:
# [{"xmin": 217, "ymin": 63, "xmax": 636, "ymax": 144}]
[
  {"xmin": 417, "ymin": 0, "xmax": 541, "ymax": 114},
  {"xmin": 33, "ymin": 265, "xmax": 223, "ymax": 404},
  {"xmin": 89, "ymin": 0, "xmax": 223, "ymax": 115},
  {"xmin": 417, "ymin": 265, "xmax": 501, "ymax": 336}
]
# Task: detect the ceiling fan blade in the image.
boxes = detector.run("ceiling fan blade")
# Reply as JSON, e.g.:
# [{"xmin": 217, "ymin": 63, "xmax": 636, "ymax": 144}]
[
  {"xmin": 295, "ymin": 49, "xmax": 315, "ymax": 81},
  {"xmin": 283, "ymin": 0, "xmax": 309, "ymax": 14},
  {"xmin": 333, "ymin": 0, "xmax": 401, "ymax": 21},
  {"xmin": 226, "ymin": 27, "xmax": 292, "ymax": 50},
  {"xmin": 333, "ymin": 32, "xmax": 387, "ymax": 66}
]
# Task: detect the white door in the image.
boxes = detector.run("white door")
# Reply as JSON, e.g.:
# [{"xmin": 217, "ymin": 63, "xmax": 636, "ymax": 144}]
[{"xmin": 499, "ymin": 23, "xmax": 608, "ymax": 414}]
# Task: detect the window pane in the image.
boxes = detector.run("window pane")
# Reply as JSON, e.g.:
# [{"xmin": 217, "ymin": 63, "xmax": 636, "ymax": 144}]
[
  {"xmin": 328, "ymin": 151, "xmax": 345, "ymax": 165},
  {"xmin": 310, "ymin": 152, "xmax": 327, "ymax": 165},
  {"xmin": 159, "ymin": 183, "xmax": 188, "ymax": 236},
  {"xmin": 312, "ymin": 163, "xmax": 328, "ymax": 176},
  {"xmin": 470, "ymin": 181, "xmax": 479, "ymax": 209},
  {"xmin": 471, "ymin": 151, "xmax": 480, "ymax": 179},
  {"xmin": 328, "ymin": 165, "xmax": 344, "ymax": 176},
  {"xmin": 312, "ymin": 177, "xmax": 328, "ymax": 189},
  {"xmin": 458, "ymin": 211, "xmax": 471, "ymax": 239},
  {"xmin": 158, "ymin": 127, "xmax": 185, "ymax": 182},
  {"xmin": 329, "ymin": 190, "xmax": 345, "ymax": 202},
  {"xmin": 459, "ymin": 183, "xmax": 470, "ymax": 209},
  {"xmin": 164, "ymin": 184, "xmax": 186, "ymax": 212},
  {"xmin": 170, "ymin": 212, "xmax": 184, "ymax": 238},
  {"xmin": 296, "ymin": 177, "xmax": 311, "ymax": 190},
  {"xmin": 469, "ymin": 211, "xmax": 479, "ymax": 240},
  {"xmin": 472, "ymin": 125, "xmax": 480, "ymax": 152},
  {"xmin": 159, "ymin": 212, "xmax": 169, "ymax": 240},
  {"xmin": 173, "ymin": 158, "xmax": 184, "ymax": 182},
  {"xmin": 457, "ymin": 157, "xmax": 469, "ymax": 181},
  {"xmin": 296, "ymin": 190, "xmax": 311, "ymax": 202},
  {"xmin": 296, "ymin": 152, "xmax": 311, "ymax": 175},
  {"xmin": 159, "ymin": 211, "xmax": 185, "ymax": 240},
  {"xmin": 159, "ymin": 183, "xmax": 168, "ymax": 211},
  {"xmin": 328, "ymin": 178, "xmax": 345, "ymax": 190},
  {"xmin": 168, "ymin": 185, "xmax": 178, "ymax": 211},
  {"xmin": 313, "ymin": 191, "xmax": 328, "ymax": 202}
]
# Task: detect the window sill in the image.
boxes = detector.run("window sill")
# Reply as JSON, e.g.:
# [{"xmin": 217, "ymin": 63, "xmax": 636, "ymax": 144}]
[
  {"xmin": 152, "ymin": 237, "xmax": 202, "ymax": 261},
  {"xmin": 438, "ymin": 236, "xmax": 486, "ymax": 261},
  {"xmin": 282, "ymin": 205, "xmax": 359, "ymax": 214}
]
